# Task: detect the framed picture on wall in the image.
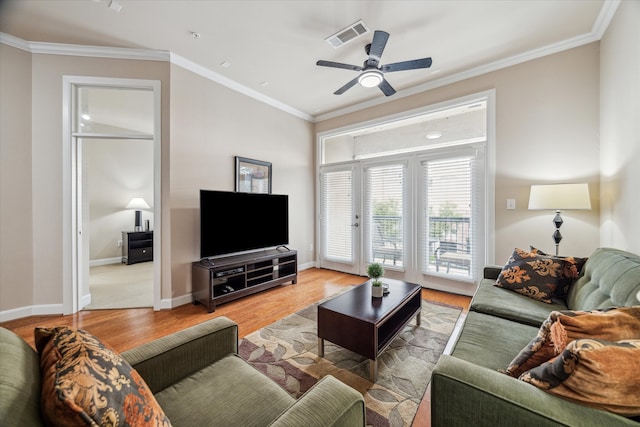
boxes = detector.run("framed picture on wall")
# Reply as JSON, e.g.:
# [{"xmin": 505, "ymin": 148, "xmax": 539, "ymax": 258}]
[{"xmin": 235, "ymin": 156, "xmax": 272, "ymax": 194}]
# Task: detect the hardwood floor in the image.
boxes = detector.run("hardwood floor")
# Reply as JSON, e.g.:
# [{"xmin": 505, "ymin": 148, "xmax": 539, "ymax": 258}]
[{"xmin": 1, "ymin": 267, "xmax": 471, "ymax": 426}]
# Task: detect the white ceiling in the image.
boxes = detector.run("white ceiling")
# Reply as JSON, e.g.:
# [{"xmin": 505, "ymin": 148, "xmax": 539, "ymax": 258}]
[{"xmin": 0, "ymin": 0, "xmax": 615, "ymax": 121}]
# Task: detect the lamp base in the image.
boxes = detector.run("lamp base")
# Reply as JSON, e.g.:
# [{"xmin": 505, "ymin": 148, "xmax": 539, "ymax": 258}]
[
  {"xmin": 552, "ymin": 210, "xmax": 563, "ymax": 256},
  {"xmin": 134, "ymin": 210, "xmax": 142, "ymax": 231}
]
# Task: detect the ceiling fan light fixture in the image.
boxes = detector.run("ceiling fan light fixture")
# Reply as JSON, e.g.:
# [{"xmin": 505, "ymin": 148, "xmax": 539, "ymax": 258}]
[{"xmin": 358, "ymin": 70, "xmax": 383, "ymax": 88}]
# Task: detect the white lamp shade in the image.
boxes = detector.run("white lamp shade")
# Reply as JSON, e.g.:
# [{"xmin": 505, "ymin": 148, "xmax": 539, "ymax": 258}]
[
  {"xmin": 126, "ymin": 197, "xmax": 150, "ymax": 210},
  {"xmin": 528, "ymin": 183, "xmax": 591, "ymax": 210}
]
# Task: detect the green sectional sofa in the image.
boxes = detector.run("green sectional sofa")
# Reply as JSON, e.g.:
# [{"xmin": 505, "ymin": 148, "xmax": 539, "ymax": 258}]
[
  {"xmin": 431, "ymin": 247, "xmax": 640, "ymax": 426},
  {"xmin": 1, "ymin": 316, "xmax": 365, "ymax": 426}
]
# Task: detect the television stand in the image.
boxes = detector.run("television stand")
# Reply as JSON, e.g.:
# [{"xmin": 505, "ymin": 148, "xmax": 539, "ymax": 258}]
[{"xmin": 191, "ymin": 249, "xmax": 297, "ymax": 312}]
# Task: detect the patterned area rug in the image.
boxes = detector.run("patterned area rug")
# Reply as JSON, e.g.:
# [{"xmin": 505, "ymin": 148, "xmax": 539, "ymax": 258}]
[{"xmin": 238, "ymin": 294, "xmax": 461, "ymax": 426}]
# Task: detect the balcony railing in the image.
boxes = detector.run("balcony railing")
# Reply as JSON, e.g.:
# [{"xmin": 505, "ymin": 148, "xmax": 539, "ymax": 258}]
[{"xmin": 370, "ymin": 215, "xmax": 471, "ymax": 276}]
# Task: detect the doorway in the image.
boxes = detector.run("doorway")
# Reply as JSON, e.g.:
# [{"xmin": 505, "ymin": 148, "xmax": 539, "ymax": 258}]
[
  {"xmin": 63, "ymin": 76, "xmax": 161, "ymax": 314},
  {"xmin": 317, "ymin": 91, "xmax": 494, "ymax": 295}
]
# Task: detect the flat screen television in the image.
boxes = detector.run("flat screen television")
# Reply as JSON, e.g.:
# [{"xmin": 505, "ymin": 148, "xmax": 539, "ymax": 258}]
[{"xmin": 200, "ymin": 190, "xmax": 289, "ymax": 259}]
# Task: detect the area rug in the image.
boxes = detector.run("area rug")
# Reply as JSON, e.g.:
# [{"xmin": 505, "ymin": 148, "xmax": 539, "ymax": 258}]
[{"xmin": 238, "ymin": 294, "xmax": 462, "ymax": 427}]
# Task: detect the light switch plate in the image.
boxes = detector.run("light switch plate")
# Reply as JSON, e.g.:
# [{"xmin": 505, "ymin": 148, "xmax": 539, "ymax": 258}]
[{"xmin": 506, "ymin": 199, "xmax": 516, "ymax": 210}]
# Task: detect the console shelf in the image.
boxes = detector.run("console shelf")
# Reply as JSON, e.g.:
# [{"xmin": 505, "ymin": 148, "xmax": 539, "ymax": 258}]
[{"xmin": 192, "ymin": 249, "xmax": 297, "ymax": 312}]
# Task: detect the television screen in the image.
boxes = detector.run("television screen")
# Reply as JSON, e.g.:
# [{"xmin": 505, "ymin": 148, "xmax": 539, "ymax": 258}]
[{"xmin": 200, "ymin": 190, "xmax": 289, "ymax": 259}]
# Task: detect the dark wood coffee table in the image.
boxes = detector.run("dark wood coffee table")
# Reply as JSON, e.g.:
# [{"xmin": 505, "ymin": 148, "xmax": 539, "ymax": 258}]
[{"xmin": 317, "ymin": 278, "xmax": 422, "ymax": 381}]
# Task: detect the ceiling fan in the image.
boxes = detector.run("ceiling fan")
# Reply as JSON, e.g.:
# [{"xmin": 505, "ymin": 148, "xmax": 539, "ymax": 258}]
[{"xmin": 316, "ymin": 30, "xmax": 432, "ymax": 96}]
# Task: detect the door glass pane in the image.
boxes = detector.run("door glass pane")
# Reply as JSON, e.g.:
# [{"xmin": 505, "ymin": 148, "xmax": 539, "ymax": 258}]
[
  {"xmin": 321, "ymin": 170, "xmax": 353, "ymax": 262},
  {"xmin": 76, "ymin": 86, "xmax": 154, "ymax": 137},
  {"xmin": 423, "ymin": 158, "xmax": 472, "ymax": 277},
  {"xmin": 365, "ymin": 163, "xmax": 404, "ymax": 268}
]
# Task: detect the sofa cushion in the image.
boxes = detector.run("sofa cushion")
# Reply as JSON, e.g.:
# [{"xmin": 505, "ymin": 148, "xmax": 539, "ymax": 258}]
[
  {"xmin": 451, "ymin": 311, "xmax": 539, "ymax": 371},
  {"xmin": 471, "ymin": 279, "xmax": 567, "ymax": 327},
  {"xmin": 35, "ymin": 326, "xmax": 171, "ymax": 427},
  {"xmin": 495, "ymin": 248, "xmax": 565, "ymax": 303},
  {"xmin": 530, "ymin": 246, "xmax": 587, "ymax": 301},
  {"xmin": 520, "ymin": 338, "xmax": 640, "ymax": 417},
  {"xmin": 567, "ymin": 247, "xmax": 640, "ymax": 310},
  {"xmin": 0, "ymin": 328, "xmax": 44, "ymax": 426},
  {"xmin": 503, "ymin": 307, "xmax": 640, "ymax": 378},
  {"xmin": 155, "ymin": 354, "xmax": 294, "ymax": 427}
]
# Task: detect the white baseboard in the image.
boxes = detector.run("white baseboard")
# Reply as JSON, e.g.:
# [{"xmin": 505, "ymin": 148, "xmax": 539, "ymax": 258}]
[
  {"xmin": 2, "ymin": 263, "xmax": 319, "ymax": 320},
  {"xmin": 90, "ymin": 257, "xmax": 122, "ymax": 267},
  {"xmin": 298, "ymin": 261, "xmax": 316, "ymax": 270},
  {"xmin": 81, "ymin": 293, "xmax": 92, "ymax": 308},
  {"xmin": 0, "ymin": 304, "xmax": 64, "ymax": 322}
]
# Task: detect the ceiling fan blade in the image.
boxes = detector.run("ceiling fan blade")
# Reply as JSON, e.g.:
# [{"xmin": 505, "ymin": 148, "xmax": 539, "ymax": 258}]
[
  {"xmin": 367, "ymin": 30, "xmax": 389, "ymax": 64},
  {"xmin": 381, "ymin": 57, "xmax": 433, "ymax": 73},
  {"xmin": 334, "ymin": 76, "xmax": 360, "ymax": 95},
  {"xmin": 316, "ymin": 60, "xmax": 363, "ymax": 72},
  {"xmin": 378, "ymin": 79, "xmax": 396, "ymax": 96}
]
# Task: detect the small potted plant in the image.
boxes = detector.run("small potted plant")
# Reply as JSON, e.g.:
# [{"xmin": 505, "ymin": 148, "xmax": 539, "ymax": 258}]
[{"xmin": 367, "ymin": 263, "xmax": 385, "ymax": 298}]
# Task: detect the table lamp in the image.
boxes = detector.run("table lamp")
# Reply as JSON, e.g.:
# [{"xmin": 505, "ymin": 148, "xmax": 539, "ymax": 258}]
[
  {"xmin": 528, "ymin": 183, "xmax": 591, "ymax": 256},
  {"xmin": 126, "ymin": 197, "xmax": 150, "ymax": 231}
]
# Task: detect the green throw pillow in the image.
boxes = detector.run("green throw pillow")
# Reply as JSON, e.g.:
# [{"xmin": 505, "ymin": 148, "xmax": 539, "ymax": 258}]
[{"xmin": 36, "ymin": 326, "xmax": 172, "ymax": 427}]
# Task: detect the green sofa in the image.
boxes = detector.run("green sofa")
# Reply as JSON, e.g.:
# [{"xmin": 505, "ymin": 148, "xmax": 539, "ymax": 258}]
[
  {"xmin": 431, "ymin": 247, "xmax": 640, "ymax": 427},
  {"xmin": 1, "ymin": 316, "xmax": 365, "ymax": 426}
]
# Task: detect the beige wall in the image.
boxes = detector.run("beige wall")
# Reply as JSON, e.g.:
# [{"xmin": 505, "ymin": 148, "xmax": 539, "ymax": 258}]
[
  {"xmin": 0, "ymin": 42, "xmax": 314, "ymax": 316},
  {"xmin": 599, "ymin": 0, "xmax": 640, "ymax": 254},
  {"xmin": 316, "ymin": 43, "xmax": 601, "ymax": 263},
  {"xmin": 0, "ymin": 49, "xmax": 170, "ymax": 315},
  {"xmin": 85, "ymin": 139, "xmax": 154, "ymax": 261},
  {"xmin": 0, "ymin": 44, "xmax": 33, "ymax": 311},
  {"xmin": 168, "ymin": 64, "xmax": 314, "ymax": 298}
]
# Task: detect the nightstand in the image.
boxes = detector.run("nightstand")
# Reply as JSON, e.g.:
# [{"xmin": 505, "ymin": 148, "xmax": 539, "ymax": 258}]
[{"xmin": 122, "ymin": 231, "xmax": 153, "ymax": 265}]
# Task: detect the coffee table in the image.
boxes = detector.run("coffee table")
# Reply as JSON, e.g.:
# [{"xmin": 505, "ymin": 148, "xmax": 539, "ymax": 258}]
[{"xmin": 317, "ymin": 278, "xmax": 422, "ymax": 381}]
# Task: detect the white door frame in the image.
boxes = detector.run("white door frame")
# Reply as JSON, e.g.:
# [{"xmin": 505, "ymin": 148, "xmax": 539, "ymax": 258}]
[{"xmin": 62, "ymin": 76, "xmax": 162, "ymax": 314}]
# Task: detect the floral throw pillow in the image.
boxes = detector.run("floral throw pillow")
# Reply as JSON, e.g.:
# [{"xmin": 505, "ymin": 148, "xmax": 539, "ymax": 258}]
[
  {"xmin": 520, "ymin": 338, "xmax": 640, "ymax": 417},
  {"xmin": 502, "ymin": 307, "xmax": 640, "ymax": 378},
  {"xmin": 530, "ymin": 246, "xmax": 587, "ymax": 301},
  {"xmin": 35, "ymin": 326, "xmax": 172, "ymax": 427},
  {"xmin": 494, "ymin": 248, "xmax": 564, "ymax": 303}
]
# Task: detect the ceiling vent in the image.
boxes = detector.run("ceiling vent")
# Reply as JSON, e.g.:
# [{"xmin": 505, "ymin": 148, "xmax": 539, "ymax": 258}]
[{"xmin": 325, "ymin": 20, "xmax": 369, "ymax": 48}]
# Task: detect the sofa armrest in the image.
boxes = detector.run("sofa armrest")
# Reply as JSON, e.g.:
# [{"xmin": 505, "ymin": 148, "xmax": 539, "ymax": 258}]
[
  {"xmin": 121, "ymin": 317, "xmax": 238, "ymax": 393},
  {"xmin": 431, "ymin": 355, "xmax": 637, "ymax": 427},
  {"xmin": 483, "ymin": 265, "xmax": 503, "ymax": 280},
  {"xmin": 269, "ymin": 376, "xmax": 365, "ymax": 427}
]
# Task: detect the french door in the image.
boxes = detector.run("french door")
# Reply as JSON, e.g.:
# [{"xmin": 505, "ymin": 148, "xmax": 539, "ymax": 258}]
[
  {"xmin": 319, "ymin": 146, "xmax": 485, "ymax": 287},
  {"xmin": 319, "ymin": 160, "xmax": 412, "ymax": 281},
  {"xmin": 319, "ymin": 164, "xmax": 360, "ymax": 275}
]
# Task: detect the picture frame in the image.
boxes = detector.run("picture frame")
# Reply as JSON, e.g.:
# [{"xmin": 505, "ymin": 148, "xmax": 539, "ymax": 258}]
[{"xmin": 235, "ymin": 156, "xmax": 272, "ymax": 194}]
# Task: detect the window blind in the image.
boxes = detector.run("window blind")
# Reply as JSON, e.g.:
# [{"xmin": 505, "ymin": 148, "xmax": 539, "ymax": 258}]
[
  {"xmin": 364, "ymin": 163, "xmax": 405, "ymax": 268},
  {"xmin": 321, "ymin": 169, "xmax": 353, "ymax": 262},
  {"xmin": 422, "ymin": 157, "xmax": 473, "ymax": 278}
]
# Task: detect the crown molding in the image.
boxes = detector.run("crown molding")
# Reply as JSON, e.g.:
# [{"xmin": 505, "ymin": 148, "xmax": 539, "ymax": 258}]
[
  {"xmin": 0, "ymin": 32, "xmax": 30, "ymax": 51},
  {"xmin": 0, "ymin": 0, "xmax": 619, "ymax": 124},
  {"xmin": 170, "ymin": 53, "xmax": 313, "ymax": 121},
  {"xmin": 313, "ymin": 0, "xmax": 620, "ymax": 123},
  {"xmin": 0, "ymin": 32, "xmax": 312, "ymax": 122}
]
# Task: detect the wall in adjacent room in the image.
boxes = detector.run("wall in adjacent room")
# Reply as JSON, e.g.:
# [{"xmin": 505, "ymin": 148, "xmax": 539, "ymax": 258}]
[
  {"xmin": 315, "ymin": 43, "xmax": 601, "ymax": 264},
  {"xmin": 599, "ymin": 0, "xmax": 640, "ymax": 255}
]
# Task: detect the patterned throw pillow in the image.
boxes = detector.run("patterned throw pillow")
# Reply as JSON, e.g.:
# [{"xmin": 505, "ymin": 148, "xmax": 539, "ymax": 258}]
[
  {"xmin": 35, "ymin": 326, "xmax": 172, "ymax": 427},
  {"xmin": 520, "ymin": 338, "xmax": 640, "ymax": 417},
  {"xmin": 530, "ymin": 246, "xmax": 587, "ymax": 301},
  {"xmin": 495, "ymin": 248, "xmax": 564, "ymax": 303},
  {"xmin": 502, "ymin": 307, "xmax": 640, "ymax": 378}
]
